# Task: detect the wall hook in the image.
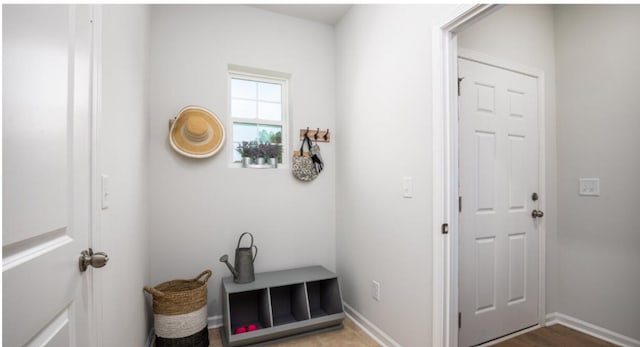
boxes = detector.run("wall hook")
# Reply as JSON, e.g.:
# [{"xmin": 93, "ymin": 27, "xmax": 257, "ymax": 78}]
[{"xmin": 298, "ymin": 128, "xmax": 330, "ymax": 143}]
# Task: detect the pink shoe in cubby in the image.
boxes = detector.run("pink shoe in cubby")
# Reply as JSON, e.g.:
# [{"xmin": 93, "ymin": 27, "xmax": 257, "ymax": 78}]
[{"xmin": 247, "ymin": 324, "xmax": 259, "ymax": 332}]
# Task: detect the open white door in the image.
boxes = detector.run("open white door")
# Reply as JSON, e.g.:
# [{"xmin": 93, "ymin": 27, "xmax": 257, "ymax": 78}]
[
  {"xmin": 3, "ymin": 5, "xmax": 96, "ymax": 346},
  {"xmin": 458, "ymin": 57, "xmax": 541, "ymax": 346}
]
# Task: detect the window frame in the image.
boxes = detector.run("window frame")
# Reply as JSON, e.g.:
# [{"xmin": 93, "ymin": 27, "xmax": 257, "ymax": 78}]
[{"xmin": 227, "ymin": 69, "xmax": 290, "ymax": 168}]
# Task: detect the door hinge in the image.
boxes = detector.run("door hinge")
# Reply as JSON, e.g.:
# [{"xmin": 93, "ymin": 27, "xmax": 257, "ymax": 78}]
[
  {"xmin": 441, "ymin": 223, "xmax": 449, "ymax": 234},
  {"xmin": 457, "ymin": 77, "xmax": 464, "ymax": 96},
  {"xmin": 458, "ymin": 312, "xmax": 462, "ymax": 329},
  {"xmin": 458, "ymin": 196, "xmax": 462, "ymax": 212}
]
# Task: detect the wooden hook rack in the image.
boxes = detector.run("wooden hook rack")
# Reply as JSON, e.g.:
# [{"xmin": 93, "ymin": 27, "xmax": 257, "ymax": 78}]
[{"xmin": 299, "ymin": 128, "xmax": 330, "ymax": 143}]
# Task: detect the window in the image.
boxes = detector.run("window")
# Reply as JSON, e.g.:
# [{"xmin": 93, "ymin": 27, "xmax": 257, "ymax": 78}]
[{"xmin": 229, "ymin": 69, "xmax": 288, "ymax": 165}]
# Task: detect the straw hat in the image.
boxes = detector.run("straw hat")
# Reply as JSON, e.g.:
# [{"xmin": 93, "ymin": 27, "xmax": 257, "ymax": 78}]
[{"xmin": 169, "ymin": 106, "xmax": 225, "ymax": 158}]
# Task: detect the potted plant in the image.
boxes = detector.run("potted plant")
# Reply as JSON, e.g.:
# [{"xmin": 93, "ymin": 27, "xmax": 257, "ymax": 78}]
[
  {"xmin": 236, "ymin": 141, "xmax": 253, "ymax": 167},
  {"xmin": 264, "ymin": 143, "xmax": 282, "ymax": 168},
  {"xmin": 251, "ymin": 142, "xmax": 266, "ymax": 165}
]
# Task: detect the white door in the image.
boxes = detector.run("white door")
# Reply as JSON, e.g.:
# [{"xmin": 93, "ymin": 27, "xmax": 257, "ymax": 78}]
[
  {"xmin": 3, "ymin": 5, "xmax": 94, "ymax": 347},
  {"xmin": 458, "ymin": 57, "xmax": 541, "ymax": 346}
]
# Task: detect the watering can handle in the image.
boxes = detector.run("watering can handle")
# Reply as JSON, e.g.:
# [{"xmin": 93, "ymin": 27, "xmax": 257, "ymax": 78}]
[
  {"xmin": 252, "ymin": 245, "xmax": 258, "ymax": 262},
  {"xmin": 237, "ymin": 232, "xmax": 254, "ymax": 249}
]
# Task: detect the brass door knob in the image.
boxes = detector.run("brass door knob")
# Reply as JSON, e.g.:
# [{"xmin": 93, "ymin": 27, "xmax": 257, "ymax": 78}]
[{"xmin": 532, "ymin": 209, "xmax": 544, "ymax": 218}]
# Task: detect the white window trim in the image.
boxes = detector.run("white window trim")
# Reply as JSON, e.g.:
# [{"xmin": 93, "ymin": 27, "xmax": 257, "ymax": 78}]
[{"xmin": 227, "ymin": 67, "xmax": 290, "ymax": 169}]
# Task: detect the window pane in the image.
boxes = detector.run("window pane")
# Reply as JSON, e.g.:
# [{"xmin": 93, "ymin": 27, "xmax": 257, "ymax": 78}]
[
  {"xmin": 231, "ymin": 99, "xmax": 257, "ymax": 119},
  {"xmin": 232, "ymin": 122, "xmax": 259, "ymax": 162},
  {"xmin": 258, "ymin": 82, "xmax": 281, "ymax": 102},
  {"xmin": 258, "ymin": 124, "xmax": 283, "ymax": 163},
  {"xmin": 230, "ymin": 74, "xmax": 287, "ymax": 165},
  {"xmin": 258, "ymin": 102, "xmax": 281, "ymax": 121},
  {"xmin": 231, "ymin": 78, "xmax": 256, "ymax": 99},
  {"xmin": 257, "ymin": 124, "xmax": 282, "ymax": 144}
]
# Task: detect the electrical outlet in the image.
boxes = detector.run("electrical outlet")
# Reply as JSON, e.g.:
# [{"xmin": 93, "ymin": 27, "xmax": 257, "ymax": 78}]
[
  {"xmin": 579, "ymin": 178, "xmax": 600, "ymax": 196},
  {"xmin": 372, "ymin": 280, "xmax": 380, "ymax": 301}
]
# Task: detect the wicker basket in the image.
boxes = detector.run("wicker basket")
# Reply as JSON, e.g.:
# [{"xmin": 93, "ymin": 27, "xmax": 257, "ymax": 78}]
[{"xmin": 144, "ymin": 270, "xmax": 212, "ymax": 347}]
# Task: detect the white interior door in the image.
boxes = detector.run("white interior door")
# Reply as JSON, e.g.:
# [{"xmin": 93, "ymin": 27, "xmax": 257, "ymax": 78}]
[
  {"xmin": 458, "ymin": 57, "xmax": 540, "ymax": 346},
  {"xmin": 3, "ymin": 5, "xmax": 94, "ymax": 347}
]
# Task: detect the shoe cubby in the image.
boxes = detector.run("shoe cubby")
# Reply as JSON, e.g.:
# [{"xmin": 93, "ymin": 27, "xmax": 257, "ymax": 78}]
[
  {"xmin": 221, "ymin": 266, "xmax": 345, "ymax": 347},
  {"xmin": 228, "ymin": 289, "xmax": 272, "ymax": 333},
  {"xmin": 306, "ymin": 278, "xmax": 343, "ymax": 318},
  {"xmin": 270, "ymin": 283, "xmax": 310, "ymax": 326}
]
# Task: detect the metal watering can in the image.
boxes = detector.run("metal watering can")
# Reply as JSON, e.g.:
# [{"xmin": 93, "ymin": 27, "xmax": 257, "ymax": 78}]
[{"xmin": 219, "ymin": 232, "xmax": 258, "ymax": 284}]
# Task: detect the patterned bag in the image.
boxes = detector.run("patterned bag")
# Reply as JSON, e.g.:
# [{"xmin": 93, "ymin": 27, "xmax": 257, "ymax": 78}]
[{"xmin": 292, "ymin": 135, "xmax": 318, "ymax": 182}]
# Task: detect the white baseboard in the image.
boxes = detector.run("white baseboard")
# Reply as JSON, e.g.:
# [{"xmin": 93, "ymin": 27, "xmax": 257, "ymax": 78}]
[
  {"xmin": 145, "ymin": 328, "xmax": 155, "ymax": 347},
  {"xmin": 343, "ymin": 302, "xmax": 402, "ymax": 347},
  {"xmin": 208, "ymin": 315, "xmax": 223, "ymax": 329},
  {"xmin": 546, "ymin": 312, "xmax": 640, "ymax": 347}
]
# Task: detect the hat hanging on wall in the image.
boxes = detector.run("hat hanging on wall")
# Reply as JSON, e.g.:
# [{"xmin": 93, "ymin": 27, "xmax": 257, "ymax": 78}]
[{"xmin": 169, "ymin": 106, "xmax": 225, "ymax": 158}]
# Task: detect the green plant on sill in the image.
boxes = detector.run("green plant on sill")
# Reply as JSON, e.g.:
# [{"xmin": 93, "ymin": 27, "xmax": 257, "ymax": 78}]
[
  {"xmin": 235, "ymin": 141, "xmax": 254, "ymax": 158},
  {"xmin": 236, "ymin": 140, "xmax": 282, "ymax": 164},
  {"xmin": 263, "ymin": 143, "xmax": 282, "ymax": 159}
]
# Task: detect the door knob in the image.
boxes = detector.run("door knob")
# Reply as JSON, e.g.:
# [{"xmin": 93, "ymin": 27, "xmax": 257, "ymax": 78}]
[
  {"xmin": 531, "ymin": 209, "xmax": 544, "ymax": 218},
  {"xmin": 79, "ymin": 248, "xmax": 109, "ymax": 272}
]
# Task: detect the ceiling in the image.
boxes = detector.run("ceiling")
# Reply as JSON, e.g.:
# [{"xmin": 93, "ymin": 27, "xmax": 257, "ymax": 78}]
[{"xmin": 251, "ymin": 4, "xmax": 353, "ymax": 25}]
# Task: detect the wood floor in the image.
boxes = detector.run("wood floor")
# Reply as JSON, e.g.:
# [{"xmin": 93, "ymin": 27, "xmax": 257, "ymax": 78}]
[
  {"xmin": 492, "ymin": 324, "xmax": 618, "ymax": 347},
  {"xmin": 207, "ymin": 320, "xmax": 617, "ymax": 347}
]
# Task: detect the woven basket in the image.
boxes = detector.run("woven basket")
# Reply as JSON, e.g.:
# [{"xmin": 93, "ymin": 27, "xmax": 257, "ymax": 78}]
[
  {"xmin": 155, "ymin": 327, "xmax": 209, "ymax": 347},
  {"xmin": 144, "ymin": 270, "xmax": 212, "ymax": 347}
]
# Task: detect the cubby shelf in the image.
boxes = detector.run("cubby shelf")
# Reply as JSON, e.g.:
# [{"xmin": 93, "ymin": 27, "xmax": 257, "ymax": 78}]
[{"xmin": 221, "ymin": 266, "xmax": 345, "ymax": 347}]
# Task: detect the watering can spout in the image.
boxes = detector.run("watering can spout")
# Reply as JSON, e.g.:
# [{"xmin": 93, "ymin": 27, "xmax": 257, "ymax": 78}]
[{"xmin": 219, "ymin": 254, "xmax": 239, "ymax": 279}]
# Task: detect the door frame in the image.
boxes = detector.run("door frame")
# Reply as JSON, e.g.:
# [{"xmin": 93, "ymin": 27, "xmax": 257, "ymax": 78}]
[
  {"xmin": 431, "ymin": 5, "xmax": 547, "ymax": 347},
  {"xmin": 89, "ymin": 4, "xmax": 104, "ymax": 347}
]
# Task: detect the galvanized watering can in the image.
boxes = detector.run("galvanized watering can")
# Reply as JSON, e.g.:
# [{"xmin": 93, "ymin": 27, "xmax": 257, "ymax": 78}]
[{"xmin": 219, "ymin": 232, "xmax": 257, "ymax": 284}]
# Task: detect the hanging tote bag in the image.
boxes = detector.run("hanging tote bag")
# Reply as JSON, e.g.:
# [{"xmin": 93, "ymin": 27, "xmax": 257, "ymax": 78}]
[
  {"xmin": 144, "ymin": 270, "xmax": 212, "ymax": 347},
  {"xmin": 292, "ymin": 135, "xmax": 318, "ymax": 182}
]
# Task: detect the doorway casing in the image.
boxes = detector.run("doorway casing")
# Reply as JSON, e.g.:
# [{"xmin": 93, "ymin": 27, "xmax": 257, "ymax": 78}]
[{"xmin": 431, "ymin": 5, "xmax": 547, "ymax": 347}]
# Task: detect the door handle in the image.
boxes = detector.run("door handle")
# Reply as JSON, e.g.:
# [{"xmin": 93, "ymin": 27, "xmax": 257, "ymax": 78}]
[
  {"xmin": 531, "ymin": 209, "xmax": 544, "ymax": 218},
  {"xmin": 79, "ymin": 248, "xmax": 109, "ymax": 272}
]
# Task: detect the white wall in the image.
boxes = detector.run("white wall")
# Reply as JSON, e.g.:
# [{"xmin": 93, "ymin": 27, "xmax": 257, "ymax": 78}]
[
  {"xmin": 335, "ymin": 5, "xmax": 469, "ymax": 346},
  {"xmin": 457, "ymin": 4, "xmax": 560, "ymax": 314},
  {"xmin": 147, "ymin": 5, "xmax": 336, "ymax": 319},
  {"xmin": 554, "ymin": 5, "xmax": 640, "ymax": 340},
  {"xmin": 99, "ymin": 5, "xmax": 152, "ymax": 346}
]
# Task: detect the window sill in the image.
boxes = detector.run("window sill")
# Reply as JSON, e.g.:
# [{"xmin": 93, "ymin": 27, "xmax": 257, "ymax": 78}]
[{"xmin": 228, "ymin": 163, "xmax": 289, "ymax": 170}]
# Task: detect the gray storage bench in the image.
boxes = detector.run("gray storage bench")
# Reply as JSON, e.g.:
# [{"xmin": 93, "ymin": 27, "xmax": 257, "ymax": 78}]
[{"xmin": 221, "ymin": 266, "xmax": 345, "ymax": 346}]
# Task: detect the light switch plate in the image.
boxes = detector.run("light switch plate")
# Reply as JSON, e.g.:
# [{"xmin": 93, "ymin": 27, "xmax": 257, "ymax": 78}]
[
  {"xmin": 579, "ymin": 178, "xmax": 600, "ymax": 196},
  {"xmin": 372, "ymin": 280, "xmax": 380, "ymax": 301},
  {"xmin": 101, "ymin": 174, "xmax": 110, "ymax": 209},
  {"xmin": 402, "ymin": 176, "xmax": 413, "ymax": 198}
]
